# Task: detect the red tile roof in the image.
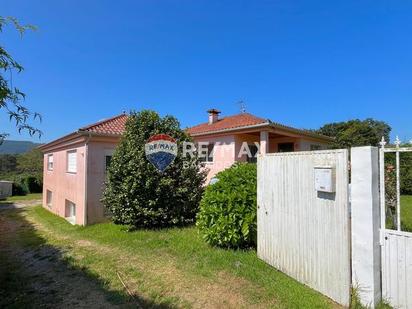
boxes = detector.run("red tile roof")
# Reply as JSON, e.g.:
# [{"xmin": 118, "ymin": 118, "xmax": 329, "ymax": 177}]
[
  {"xmin": 39, "ymin": 111, "xmax": 332, "ymax": 152},
  {"xmin": 187, "ymin": 113, "xmax": 268, "ymax": 135},
  {"xmin": 79, "ymin": 114, "xmax": 128, "ymax": 135},
  {"xmin": 78, "ymin": 112, "xmax": 268, "ymax": 137}
]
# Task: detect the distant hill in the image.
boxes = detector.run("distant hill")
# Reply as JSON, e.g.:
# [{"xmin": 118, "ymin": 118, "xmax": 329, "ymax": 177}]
[{"xmin": 0, "ymin": 140, "xmax": 42, "ymax": 154}]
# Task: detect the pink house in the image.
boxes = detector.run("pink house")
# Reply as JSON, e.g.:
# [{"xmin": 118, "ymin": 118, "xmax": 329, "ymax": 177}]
[
  {"xmin": 39, "ymin": 114, "xmax": 127, "ymax": 225},
  {"xmin": 187, "ymin": 109, "xmax": 333, "ymax": 183},
  {"xmin": 39, "ymin": 110, "xmax": 332, "ymax": 225}
]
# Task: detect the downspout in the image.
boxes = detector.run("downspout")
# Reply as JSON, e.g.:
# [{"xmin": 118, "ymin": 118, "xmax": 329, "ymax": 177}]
[{"xmin": 83, "ymin": 133, "xmax": 92, "ymax": 226}]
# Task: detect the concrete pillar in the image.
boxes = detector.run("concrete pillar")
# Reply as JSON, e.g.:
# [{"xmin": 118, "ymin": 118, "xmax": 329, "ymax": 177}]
[
  {"xmin": 260, "ymin": 131, "xmax": 269, "ymax": 154},
  {"xmin": 351, "ymin": 146, "xmax": 381, "ymax": 307}
]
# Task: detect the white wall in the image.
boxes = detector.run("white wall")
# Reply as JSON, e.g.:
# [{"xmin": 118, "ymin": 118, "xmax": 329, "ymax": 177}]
[
  {"xmin": 0, "ymin": 181, "xmax": 12, "ymax": 199},
  {"xmin": 351, "ymin": 147, "xmax": 381, "ymax": 307}
]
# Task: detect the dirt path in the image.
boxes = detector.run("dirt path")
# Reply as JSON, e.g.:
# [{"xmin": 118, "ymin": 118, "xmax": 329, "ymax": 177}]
[
  {"xmin": 0, "ymin": 207, "xmax": 272, "ymax": 309},
  {"xmin": 0, "ymin": 209, "xmax": 135, "ymax": 309},
  {"xmin": 0, "ymin": 199, "xmax": 42, "ymax": 210},
  {"xmin": 27, "ymin": 211, "xmax": 266, "ymax": 309},
  {"xmin": 1, "ymin": 206, "xmax": 338, "ymax": 309}
]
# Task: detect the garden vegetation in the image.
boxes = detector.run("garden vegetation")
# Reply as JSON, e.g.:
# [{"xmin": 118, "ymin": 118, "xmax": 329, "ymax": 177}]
[
  {"xmin": 0, "ymin": 148, "xmax": 43, "ymax": 195},
  {"xmin": 103, "ymin": 110, "xmax": 206, "ymax": 229},
  {"xmin": 197, "ymin": 163, "xmax": 257, "ymax": 249}
]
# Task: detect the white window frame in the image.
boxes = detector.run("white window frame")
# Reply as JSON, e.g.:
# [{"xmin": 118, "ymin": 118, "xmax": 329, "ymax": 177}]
[
  {"xmin": 65, "ymin": 199, "xmax": 76, "ymax": 224},
  {"xmin": 46, "ymin": 190, "xmax": 52, "ymax": 208},
  {"xmin": 47, "ymin": 154, "xmax": 54, "ymax": 171},
  {"xmin": 66, "ymin": 150, "xmax": 77, "ymax": 174}
]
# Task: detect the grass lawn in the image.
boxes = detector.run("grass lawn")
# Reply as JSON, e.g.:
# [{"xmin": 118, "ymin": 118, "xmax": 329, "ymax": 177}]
[
  {"xmin": 401, "ymin": 195, "xmax": 412, "ymax": 232},
  {"xmin": 0, "ymin": 193, "xmax": 42, "ymax": 204},
  {"xmin": 0, "ymin": 206, "xmax": 342, "ymax": 308}
]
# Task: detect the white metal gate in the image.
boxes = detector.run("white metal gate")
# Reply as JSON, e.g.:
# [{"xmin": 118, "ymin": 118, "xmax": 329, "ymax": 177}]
[
  {"xmin": 379, "ymin": 137, "xmax": 412, "ymax": 309},
  {"xmin": 257, "ymin": 150, "xmax": 351, "ymax": 306}
]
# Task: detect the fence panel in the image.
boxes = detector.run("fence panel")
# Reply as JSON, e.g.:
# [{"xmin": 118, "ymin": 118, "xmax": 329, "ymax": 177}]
[
  {"xmin": 382, "ymin": 230, "xmax": 412, "ymax": 308},
  {"xmin": 257, "ymin": 150, "xmax": 350, "ymax": 306}
]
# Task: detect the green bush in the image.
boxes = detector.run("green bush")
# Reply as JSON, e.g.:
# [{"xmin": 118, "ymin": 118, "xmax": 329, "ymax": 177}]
[
  {"xmin": 7, "ymin": 174, "xmax": 43, "ymax": 196},
  {"xmin": 103, "ymin": 110, "xmax": 206, "ymax": 229},
  {"xmin": 196, "ymin": 163, "xmax": 257, "ymax": 249},
  {"xmin": 12, "ymin": 181, "xmax": 28, "ymax": 196},
  {"xmin": 385, "ymin": 148, "xmax": 412, "ymax": 195},
  {"xmin": 22, "ymin": 176, "xmax": 42, "ymax": 193}
]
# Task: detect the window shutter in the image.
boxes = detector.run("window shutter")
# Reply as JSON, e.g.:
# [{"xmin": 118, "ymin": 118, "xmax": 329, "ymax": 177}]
[
  {"xmin": 67, "ymin": 151, "xmax": 77, "ymax": 173},
  {"xmin": 48, "ymin": 155, "xmax": 54, "ymax": 170},
  {"xmin": 46, "ymin": 190, "xmax": 52, "ymax": 207}
]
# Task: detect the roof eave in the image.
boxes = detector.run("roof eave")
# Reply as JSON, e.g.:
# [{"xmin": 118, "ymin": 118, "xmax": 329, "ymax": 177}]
[
  {"xmin": 38, "ymin": 132, "xmax": 81, "ymax": 151},
  {"xmin": 188, "ymin": 122, "xmax": 334, "ymax": 142},
  {"xmin": 77, "ymin": 129, "xmax": 123, "ymax": 138},
  {"xmin": 188, "ymin": 122, "xmax": 271, "ymax": 137},
  {"xmin": 267, "ymin": 122, "xmax": 335, "ymax": 142},
  {"xmin": 38, "ymin": 130, "xmax": 123, "ymax": 152}
]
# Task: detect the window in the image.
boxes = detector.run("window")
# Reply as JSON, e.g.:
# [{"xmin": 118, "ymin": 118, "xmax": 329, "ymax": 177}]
[
  {"xmin": 65, "ymin": 200, "xmax": 76, "ymax": 224},
  {"xmin": 310, "ymin": 144, "xmax": 322, "ymax": 151},
  {"xmin": 104, "ymin": 149, "xmax": 114, "ymax": 172},
  {"xmin": 47, "ymin": 154, "xmax": 54, "ymax": 171},
  {"xmin": 46, "ymin": 190, "xmax": 52, "ymax": 208},
  {"xmin": 207, "ymin": 143, "xmax": 214, "ymax": 162},
  {"xmin": 67, "ymin": 150, "xmax": 77, "ymax": 173},
  {"xmin": 247, "ymin": 144, "xmax": 259, "ymax": 163},
  {"xmin": 278, "ymin": 142, "xmax": 294, "ymax": 153},
  {"xmin": 105, "ymin": 155, "xmax": 112, "ymax": 171},
  {"xmin": 199, "ymin": 143, "xmax": 214, "ymax": 163}
]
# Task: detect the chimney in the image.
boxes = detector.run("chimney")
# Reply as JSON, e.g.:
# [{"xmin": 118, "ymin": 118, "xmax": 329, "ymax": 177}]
[{"xmin": 207, "ymin": 109, "xmax": 221, "ymax": 124}]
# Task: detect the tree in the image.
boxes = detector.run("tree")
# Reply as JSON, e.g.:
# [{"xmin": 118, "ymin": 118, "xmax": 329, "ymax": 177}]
[
  {"xmin": 17, "ymin": 148, "xmax": 43, "ymax": 176},
  {"xmin": 102, "ymin": 110, "xmax": 206, "ymax": 229},
  {"xmin": 316, "ymin": 118, "xmax": 391, "ymax": 148},
  {"xmin": 0, "ymin": 148, "xmax": 43, "ymax": 195},
  {"xmin": 0, "ymin": 16, "xmax": 41, "ymax": 143},
  {"xmin": 0, "ymin": 154, "xmax": 17, "ymax": 173}
]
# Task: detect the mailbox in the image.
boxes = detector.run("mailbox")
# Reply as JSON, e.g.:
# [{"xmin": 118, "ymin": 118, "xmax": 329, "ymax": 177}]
[{"xmin": 314, "ymin": 167, "xmax": 335, "ymax": 193}]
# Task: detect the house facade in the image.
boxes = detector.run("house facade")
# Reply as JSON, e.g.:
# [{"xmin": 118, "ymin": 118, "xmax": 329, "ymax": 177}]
[
  {"xmin": 39, "ymin": 114, "xmax": 127, "ymax": 225},
  {"xmin": 39, "ymin": 110, "xmax": 332, "ymax": 225},
  {"xmin": 188, "ymin": 109, "xmax": 333, "ymax": 183}
]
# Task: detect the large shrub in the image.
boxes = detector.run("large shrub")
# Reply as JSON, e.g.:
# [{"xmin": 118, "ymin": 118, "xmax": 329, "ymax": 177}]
[
  {"xmin": 12, "ymin": 180, "xmax": 28, "ymax": 196},
  {"xmin": 102, "ymin": 110, "xmax": 206, "ymax": 229},
  {"xmin": 196, "ymin": 163, "xmax": 257, "ymax": 248},
  {"xmin": 399, "ymin": 151, "xmax": 412, "ymax": 195},
  {"xmin": 0, "ymin": 148, "xmax": 43, "ymax": 195},
  {"xmin": 8, "ymin": 174, "xmax": 43, "ymax": 196},
  {"xmin": 21, "ymin": 176, "xmax": 42, "ymax": 193}
]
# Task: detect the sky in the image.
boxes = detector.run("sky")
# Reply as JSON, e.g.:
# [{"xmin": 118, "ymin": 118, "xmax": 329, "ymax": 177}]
[{"xmin": 1, "ymin": 0, "xmax": 412, "ymax": 143}]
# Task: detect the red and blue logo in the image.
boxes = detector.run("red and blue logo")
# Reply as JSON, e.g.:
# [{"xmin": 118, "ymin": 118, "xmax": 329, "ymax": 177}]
[{"xmin": 145, "ymin": 134, "xmax": 177, "ymax": 172}]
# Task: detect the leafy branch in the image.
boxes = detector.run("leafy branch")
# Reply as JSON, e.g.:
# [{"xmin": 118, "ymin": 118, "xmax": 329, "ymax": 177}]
[{"xmin": 0, "ymin": 16, "xmax": 41, "ymax": 143}]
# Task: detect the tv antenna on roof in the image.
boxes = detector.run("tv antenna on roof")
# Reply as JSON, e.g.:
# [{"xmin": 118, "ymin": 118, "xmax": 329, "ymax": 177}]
[{"xmin": 237, "ymin": 100, "xmax": 246, "ymax": 113}]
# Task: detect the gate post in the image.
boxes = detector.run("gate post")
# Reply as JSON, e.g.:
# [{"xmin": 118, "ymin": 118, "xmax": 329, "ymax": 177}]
[{"xmin": 351, "ymin": 146, "xmax": 382, "ymax": 307}]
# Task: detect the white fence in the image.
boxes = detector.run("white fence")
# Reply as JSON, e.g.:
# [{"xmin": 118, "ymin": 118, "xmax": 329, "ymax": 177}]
[
  {"xmin": 257, "ymin": 150, "xmax": 351, "ymax": 306},
  {"xmin": 382, "ymin": 229, "xmax": 412, "ymax": 308},
  {"xmin": 380, "ymin": 138, "xmax": 412, "ymax": 309},
  {"xmin": 258, "ymin": 144, "xmax": 412, "ymax": 308}
]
